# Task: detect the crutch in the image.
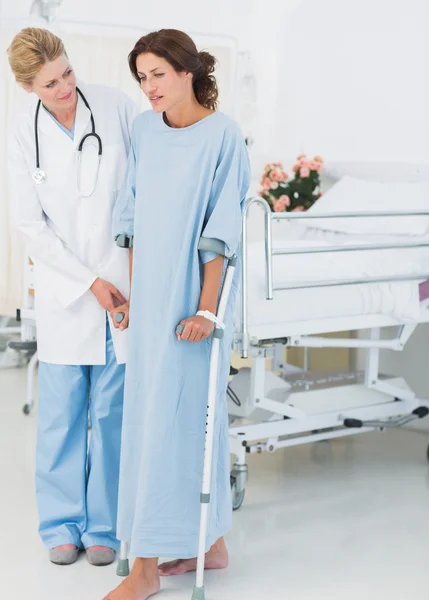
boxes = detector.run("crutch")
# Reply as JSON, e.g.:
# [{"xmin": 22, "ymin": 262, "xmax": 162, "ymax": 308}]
[
  {"xmin": 177, "ymin": 239, "xmax": 237, "ymax": 600},
  {"xmin": 115, "ymin": 239, "xmax": 237, "ymax": 600}
]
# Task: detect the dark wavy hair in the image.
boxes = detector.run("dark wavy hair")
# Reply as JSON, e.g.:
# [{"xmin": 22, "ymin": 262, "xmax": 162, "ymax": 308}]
[{"xmin": 128, "ymin": 29, "xmax": 219, "ymax": 111}]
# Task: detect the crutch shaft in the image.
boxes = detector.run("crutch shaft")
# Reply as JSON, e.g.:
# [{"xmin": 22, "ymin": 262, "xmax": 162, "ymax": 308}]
[{"xmin": 193, "ymin": 259, "xmax": 236, "ymax": 598}]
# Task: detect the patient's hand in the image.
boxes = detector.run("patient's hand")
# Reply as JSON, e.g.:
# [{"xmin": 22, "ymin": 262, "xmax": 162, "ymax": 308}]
[
  {"xmin": 110, "ymin": 302, "xmax": 130, "ymax": 331},
  {"xmin": 177, "ymin": 315, "xmax": 214, "ymax": 342}
]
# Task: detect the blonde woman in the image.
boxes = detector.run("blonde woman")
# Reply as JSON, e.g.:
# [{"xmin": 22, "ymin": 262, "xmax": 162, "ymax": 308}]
[{"xmin": 7, "ymin": 28, "xmax": 138, "ymax": 566}]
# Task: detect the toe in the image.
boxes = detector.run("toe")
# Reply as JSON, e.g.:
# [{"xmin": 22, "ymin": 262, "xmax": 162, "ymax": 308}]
[{"xmin": 158, "ymin": 560, "xmax": 176, "ymax": 572}]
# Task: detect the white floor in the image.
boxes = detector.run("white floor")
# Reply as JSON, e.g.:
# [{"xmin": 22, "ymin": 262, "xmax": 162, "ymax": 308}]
[{"xmin": 1, "ymin": 366, "xmax": 429, "ymax": 600}]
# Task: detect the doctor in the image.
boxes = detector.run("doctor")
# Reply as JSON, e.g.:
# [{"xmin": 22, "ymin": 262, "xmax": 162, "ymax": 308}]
[{"xmin": 7, "ymin": 28, "xmax": 138, "ymax": 566}]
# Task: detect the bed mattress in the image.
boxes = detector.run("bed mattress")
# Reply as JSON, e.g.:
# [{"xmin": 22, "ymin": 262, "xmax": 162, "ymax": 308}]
[{"xmin": 236, "ymin": 224, "xmax": 429, "ymax": 339}]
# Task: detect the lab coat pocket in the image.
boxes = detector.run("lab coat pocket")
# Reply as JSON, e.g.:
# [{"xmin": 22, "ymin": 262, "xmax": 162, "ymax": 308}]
[{"xmin": 100, "ymin": 143, "xmax": 127, "ymax": 199}]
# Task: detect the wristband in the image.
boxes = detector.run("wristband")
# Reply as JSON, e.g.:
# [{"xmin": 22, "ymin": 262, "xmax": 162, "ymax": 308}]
[{"xmin": 196, "ymin": 310, "xmax": 225, "ymax": 330}]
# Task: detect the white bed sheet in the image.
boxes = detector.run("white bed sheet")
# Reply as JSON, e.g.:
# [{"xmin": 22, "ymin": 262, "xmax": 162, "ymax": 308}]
[{"xmin": 236, "ymin": 224, "xmax": 429, "ymax": 340}]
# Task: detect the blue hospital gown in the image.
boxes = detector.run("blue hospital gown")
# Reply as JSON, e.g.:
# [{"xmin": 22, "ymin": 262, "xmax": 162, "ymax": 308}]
[{"xmin": 113, "ymin": 110, "xmax": 251, "ymax": 558}]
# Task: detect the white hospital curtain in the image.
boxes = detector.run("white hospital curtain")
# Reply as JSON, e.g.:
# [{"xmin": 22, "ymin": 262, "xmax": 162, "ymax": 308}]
[{"xmin": 0, "ymin": 30, "xmax": 27, "ymax": 317}]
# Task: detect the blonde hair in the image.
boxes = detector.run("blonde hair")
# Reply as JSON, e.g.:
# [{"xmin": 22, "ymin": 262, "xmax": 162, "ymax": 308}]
[{"xmin": 7, "ymin": 27, "xmax": 66, "ymax": 86}]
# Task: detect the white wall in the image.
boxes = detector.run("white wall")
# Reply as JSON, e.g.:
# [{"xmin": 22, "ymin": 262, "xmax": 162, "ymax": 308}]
[
  {"xmin": 0, "ymin": 0, "xmax": 251, "ymax": 44},
  {"xmin": 4, "ymin": 0, "xmax": 429, "ymax": 172},
  {"xmin": 248, "ymin": 0, "xmax": 429, "ymax": 171}
]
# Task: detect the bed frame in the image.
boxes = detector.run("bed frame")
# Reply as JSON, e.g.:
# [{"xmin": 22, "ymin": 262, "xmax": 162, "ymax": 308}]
[{"xmin": 228, "ymin": 197, "xmax": 429, "ymax": 510}]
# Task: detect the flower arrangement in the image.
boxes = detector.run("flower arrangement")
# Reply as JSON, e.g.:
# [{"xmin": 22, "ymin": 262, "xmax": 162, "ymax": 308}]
[{"xmin": 259, "ymin": 154, "xmax": 324, "ymax": 212}]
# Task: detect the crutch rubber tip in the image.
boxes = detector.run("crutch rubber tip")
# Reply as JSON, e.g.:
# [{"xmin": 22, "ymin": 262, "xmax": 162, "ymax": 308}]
[
  {"xmin": 191, "ymin": 586, "xmax": 205, "ymax": 600},
  {"xmin": 116, "ymin": 559, "xmax": 130, "ymax": 577}
]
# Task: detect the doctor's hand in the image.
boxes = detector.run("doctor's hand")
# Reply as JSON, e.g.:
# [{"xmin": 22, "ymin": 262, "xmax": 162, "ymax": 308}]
[
  {"xmin": 176, "ymin": 315, "xmax": 214, "ymax": 342},
  {"xmin": 90, "ymin": 278, "xmax": 127, "ymax": 312},
  {"xmin": 111, "ymin": 302, "xmax": 130, "ymax": 331}
]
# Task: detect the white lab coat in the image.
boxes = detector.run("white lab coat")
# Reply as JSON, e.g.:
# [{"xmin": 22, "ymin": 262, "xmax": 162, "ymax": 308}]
[{"xmin": 8, "ymin": 81, "xmax": 139, "ymax": 365}]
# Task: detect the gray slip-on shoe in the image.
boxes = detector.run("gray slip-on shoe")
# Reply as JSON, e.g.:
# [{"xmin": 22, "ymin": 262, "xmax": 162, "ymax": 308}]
[
  {"xmin": 86, "ymin": 548, "xmax": 115, "ymax": 566},
  {"xmin": 49, "ymin": 547, "xmax": 79, "ymax": 565}
]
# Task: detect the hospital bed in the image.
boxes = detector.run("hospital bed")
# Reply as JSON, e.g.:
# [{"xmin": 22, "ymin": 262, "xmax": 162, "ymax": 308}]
[{"xmin": 228, "ymin": 196, "xmax": 429, "ymax": 510}]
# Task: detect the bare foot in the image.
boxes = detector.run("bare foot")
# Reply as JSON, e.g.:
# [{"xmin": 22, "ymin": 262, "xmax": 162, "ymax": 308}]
[
  {"xmin": 158, "ymin": 537, "xmax": 228, "ymax": 576},
  {"xmin": 53, "ymin": 544, "xmax": 77, "ymax": 551},
  {"xmin": 88, "ymin": 545, "xmax": 112, "ymax": 552},
  {"xmin": 104, "ymin": 558, "xmax": 160, "ymax": 600}
]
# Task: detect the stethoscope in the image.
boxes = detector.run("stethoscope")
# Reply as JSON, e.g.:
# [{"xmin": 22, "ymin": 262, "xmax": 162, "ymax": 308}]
[{"xmin": 32, "ymin": 86, "xmax": 103, "ymax": 198}]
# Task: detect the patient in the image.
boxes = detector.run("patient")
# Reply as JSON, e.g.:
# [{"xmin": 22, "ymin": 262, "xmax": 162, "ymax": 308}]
[{"xmin": 105, "ymin": 28, "xmax": 250, "ymax": 600}]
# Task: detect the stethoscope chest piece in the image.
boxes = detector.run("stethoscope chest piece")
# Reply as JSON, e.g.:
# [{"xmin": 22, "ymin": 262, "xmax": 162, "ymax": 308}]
[{"xmin": 32, "ymin": 168, "xmax": 46, "ymax": 184}]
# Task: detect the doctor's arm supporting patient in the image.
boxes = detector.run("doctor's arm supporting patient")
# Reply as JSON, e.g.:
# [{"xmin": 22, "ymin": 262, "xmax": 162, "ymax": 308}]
[
  {"xmin": 7, "ymin": 28, "xmax": 139, "ymax": 567},
  {"xmin": 106, "ymin": 28, "xmax": 250, "ymax": 600}
]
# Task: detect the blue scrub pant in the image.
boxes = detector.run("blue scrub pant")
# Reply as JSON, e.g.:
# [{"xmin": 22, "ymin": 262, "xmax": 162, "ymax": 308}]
[{"xmin": 36, "ymin": 318, "xmax": 124, "ymax": 550}]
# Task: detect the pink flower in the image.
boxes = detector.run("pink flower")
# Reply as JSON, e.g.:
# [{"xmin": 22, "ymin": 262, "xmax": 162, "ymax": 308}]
[
  {"xmin": 300, "ymin": 167, "xmax": 310, "ymax": 178},
  {"xmin": 263, "ymin": 177, "xmax": 272, "ymax": 190},
  {"xmin": 314, "ymin": 155, "xmax": 323, "ymax": 163},
  {"xmin": 315, "ymin": 162, "xmax": 323, "ymax": 172},
  {"xmin": 297, "ymin": 153, "xmax": 306, "ymax": 160},
  {"xmin": 300, "ymin": 159, "xmax": 309, "ymax": 167},
  {"xmin": 274, "ymin": 200, "xmax": 285, "ymax": 212},
  {"xmin": 272, "ymin": 169, "xmax": 287, "ymax": 182},
  {"xmin": 292, "ymin": 206, "xmax": 305, "ymax": 212},
  {"xmin": 279, "ymin": 194, "xmax": 290, "ymax": 207},
  {"xmin": 309, "ymin": 161, "xmax": 317, "ymax": 170},
  {"xmin": 270, "ymin": 180, "xmax": 279, "ymax": 190},
  {"xmin": 292, "ymin": 163, "xmax": 300, "ymax": 173}
]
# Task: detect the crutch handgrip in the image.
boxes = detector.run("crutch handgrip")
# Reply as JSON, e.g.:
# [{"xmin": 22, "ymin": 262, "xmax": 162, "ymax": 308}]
[
  {"xmin": 114, "ymin": 312, "xmax": 125, "ymax": 324},
  {"xmin": 175, "ymin": 323, "xmax": 222, "ymax": 339}
]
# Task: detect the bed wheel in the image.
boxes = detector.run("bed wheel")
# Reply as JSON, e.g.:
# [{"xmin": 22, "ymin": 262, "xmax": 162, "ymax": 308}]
[
  {"xmin": 230, "ymin": 474, "xmax": 245, "ymax": 511},
  {"xmin": 23, "ymin": 404, "xmax": 31, "ymax": 415}
]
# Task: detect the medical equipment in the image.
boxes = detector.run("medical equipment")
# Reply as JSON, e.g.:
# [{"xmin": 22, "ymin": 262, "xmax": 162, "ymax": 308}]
[
  {"xmin": 116, "ymin": 237, "xmax": 235, "ymax": 600},
  {"xmin": 30, "ymin": 0, "xmax": 64, "ymax": 24},
  {"xmin": 0, "ymin": 256, "xmax": 36, "ymax": 370},
  {"xmin": 7, "ymin": 256, "xmax": 38, "ymax": 413},
  {"xmin": 32, "ymin": 87, "xmax": 102, "ymax": 197},
  {"xmin": 227, "ymin": 197, "xmax": 429, "ymax": 509}
]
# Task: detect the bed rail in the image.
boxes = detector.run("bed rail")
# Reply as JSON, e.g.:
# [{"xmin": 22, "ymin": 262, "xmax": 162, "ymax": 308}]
[{"xmin": 239, "ymin": 197, "xmax": 429, "ymax": 357}]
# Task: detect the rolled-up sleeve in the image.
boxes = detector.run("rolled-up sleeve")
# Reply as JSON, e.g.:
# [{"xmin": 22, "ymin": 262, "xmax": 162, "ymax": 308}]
[
  {"xmin": 112, "ymin": 125, "xmax": 137, "ymax": 240},
  {"xmin": 199, "ymin": 124, "xmax": 251, "ymax": 264}
]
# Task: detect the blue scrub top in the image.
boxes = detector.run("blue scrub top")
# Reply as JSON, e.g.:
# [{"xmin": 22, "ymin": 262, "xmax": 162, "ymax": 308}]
[{"xmin": 44, "ymin": 106, "xmax": 75, "ymax": 140}]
